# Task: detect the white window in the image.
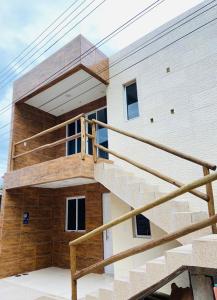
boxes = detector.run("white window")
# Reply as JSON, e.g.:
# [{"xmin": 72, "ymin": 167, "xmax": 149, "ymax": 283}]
[
  {"xmin": 125, "ymin": 80, "xmax": 139, "ymax": 120},
  {"xmin": 66, "ymin": 197, "xmax": 85, "ymax": 231},
  {"xmin": 133, "ymin": 214, "xmax": 151, "ymax": 238}
]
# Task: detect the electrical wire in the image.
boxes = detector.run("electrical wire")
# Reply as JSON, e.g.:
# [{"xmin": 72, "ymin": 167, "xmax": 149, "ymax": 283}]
[
  {"xmin": 0, "ymin": 1, "xmax": 215, "ymax": 131},
  {"xmin": 0, "ymin": 0, "xmax": 169, "ymax": 115},
  {"xmin": 0, "ymin": 0, "xmax": 80, "ymax": 77},
  {"xmin": 0, "ymin": 0, "xmax": 104, "ymax": 87}
]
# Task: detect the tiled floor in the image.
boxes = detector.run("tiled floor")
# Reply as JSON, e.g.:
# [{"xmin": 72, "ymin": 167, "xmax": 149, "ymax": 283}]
[{"xmin": 0, "ymin": 267, "xmax": 113, "ymax": 300}]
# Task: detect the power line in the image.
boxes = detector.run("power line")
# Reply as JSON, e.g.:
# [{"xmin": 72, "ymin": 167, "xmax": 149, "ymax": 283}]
[
  {"xmin": 0, "ymin": 0, "xmax": 80, "ymax": 77},
  {"xmin": 0, "ymin": 0, "xmax": 102, "ymax": 87},
  {"xmin": 0, "ymin": 0, "xmax": 215, "ymax": 122},
  {"xmin": 0, "ymin": 0, "xmax": 165, "ymax": 139},
  {"xmin": 47, "ymin": 14, "xmax": 217, "ymax": 114},
  {"xmin": 44, "ymin": 2, "xmax": 217, "ymax": 113},
  {"xmin": 0, "ymin": 123, "xmax": 10, "ymax": 131},
  {"xmin": 1, "ymin": 14, "xmax": 216, "ymax": 142},
  {"xmin": 0, "ymin": 0, "xmax": 168, "ymax": 115}
]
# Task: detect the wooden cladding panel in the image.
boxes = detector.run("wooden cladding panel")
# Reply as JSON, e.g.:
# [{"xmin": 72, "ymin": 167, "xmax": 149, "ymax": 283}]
[{"xmin": 0, "ymin": 183, "xmax": 106, "ymax": 278}]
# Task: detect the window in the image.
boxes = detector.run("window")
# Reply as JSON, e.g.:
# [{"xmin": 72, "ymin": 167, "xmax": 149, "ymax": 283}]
[
  {"xmin": 125, "ymin": 81, "xmax": 139, "ymax": 120},
  {"xmin": 67, "ymin": 119, "xmax": 81, "ymax": 155},
  {"xmin": 133, "ymin": 214, "xmax": 151, "ymax": 238},
  {"xmin": 66, "ymin": 197, "xmax": 85, "ymax": 231}
]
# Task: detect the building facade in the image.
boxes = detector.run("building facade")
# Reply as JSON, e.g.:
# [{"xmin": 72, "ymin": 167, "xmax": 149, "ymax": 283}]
[{"xmin": 1, "ymin": 0, "xmax": 217, "ymax": 298}]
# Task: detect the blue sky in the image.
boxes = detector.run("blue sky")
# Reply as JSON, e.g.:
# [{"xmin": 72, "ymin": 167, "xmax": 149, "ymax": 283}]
[{"xmin": 0, "ymin": 0, "xmax": 204, "ymax": 184}]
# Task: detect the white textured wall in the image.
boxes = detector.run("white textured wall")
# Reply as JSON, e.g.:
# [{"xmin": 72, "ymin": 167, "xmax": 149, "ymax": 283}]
[
  {"xmin": 106, "ymin": 0, "xmax": 217, "ymax": 212},
  {"xmin": 110, "ymin": 193, "xmax": 179, "ymax": 278}
]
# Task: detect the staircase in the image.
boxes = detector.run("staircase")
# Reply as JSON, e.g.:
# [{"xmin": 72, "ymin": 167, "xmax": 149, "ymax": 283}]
[
  {"xmin": 94, "ymin": 161, "xmax": 211, "ymax": 244},
  {"xmin": 68, "ymin": 116, "xmax": 217, "ymax": 300},
  {"xmin": 85, "ymin": 234, "xmax": 217, "ymax": 300}
]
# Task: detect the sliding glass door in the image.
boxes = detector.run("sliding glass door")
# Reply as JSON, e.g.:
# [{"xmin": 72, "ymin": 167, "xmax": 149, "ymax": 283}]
[
  {"xmin": 87, "ymin": 107, "xmax": 108, "ymax": 159},
  {"xmin": 67, "ymin": 107, "xmax": 108, "ymax": 159}
]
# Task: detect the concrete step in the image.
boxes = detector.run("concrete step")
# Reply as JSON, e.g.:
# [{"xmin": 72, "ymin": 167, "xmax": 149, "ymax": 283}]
[
  {"xmin": 166, "ymin": 244, "xmax": 193, "ymax": 273},
  {"xmin": 129, "ymin": 266, "xmax": 149, "ymax": 295},
  {"xmin": 98, "ymin": 286, "xmax": 114, "ymax": 300},
  {"xmin": 193, "ymin": 234, "xmax": 217, "ymax": 268},
  {"xmin": 85, "ymin": 290, "xmax": 99, "ymax": 300},
  {"xmin": 146, "ymin": 256, "xmax": 167, "ymax": 286},
  {"xmin": 171, "ymin": 199, "xmax": 190, "ymax": 212},
  {"xmin": 113, "ymin": 277, "xmax": 132, "ymax": 300}
]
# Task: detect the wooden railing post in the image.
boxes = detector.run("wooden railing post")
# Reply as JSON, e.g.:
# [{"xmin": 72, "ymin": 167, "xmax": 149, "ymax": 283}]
[
  {"xmin": 203, "ymin": 166, "xmax": 217, "ymax": 234},
  {"xmin": 70, "ymin": 245, "xmax": 77, "ymax": 300},
  {"xmin": 92, "ymin": 122, "xmax": 97, "ymax": 163},
  {"xmin": 80, "ymin": 116, "xmax": 86, "ymax": 160}
]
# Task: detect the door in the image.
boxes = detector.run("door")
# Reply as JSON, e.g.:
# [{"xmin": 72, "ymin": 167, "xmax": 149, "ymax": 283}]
[
  {"xmin": 66, "ymin": 107, "xmax": 108, "ymax": 157},
  {"xmin": 87, "ymin": 107, "xmax": 108, "ymax": 159},
  {"xmin": 66, "ymin": 119, "xmax": 81, "ymax": 155},
  {"xmin": 102, "ymin": 193, "xmax": 114, "ymax": 274}
]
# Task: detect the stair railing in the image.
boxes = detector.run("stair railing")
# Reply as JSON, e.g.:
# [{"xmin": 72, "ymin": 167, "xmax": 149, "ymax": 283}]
[
  {"xmin": 86, "ymin": 118, "xmax": 216, "ymax": 234},
  {"xmin": 69, "ymin": 171, "xmax": 217, "ymax": 300},
  {"xmin": 70, "ymin": 117, "xmax": 217, "ymax": 300}
]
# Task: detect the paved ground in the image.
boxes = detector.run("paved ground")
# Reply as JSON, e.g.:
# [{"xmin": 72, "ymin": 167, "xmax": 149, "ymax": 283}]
[{"xmin": 0, "ymin": 267, "xmax": 113, "ymax": 300}]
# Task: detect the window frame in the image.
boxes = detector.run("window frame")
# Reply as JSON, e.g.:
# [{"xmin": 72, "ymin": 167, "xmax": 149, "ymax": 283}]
[
  {"xmin": 66, "ymin": 119, "xmax": 81, "ymax": 156},
  {"xmin": 65, "ymin": 196, "xmax": 86, "ymax": 232},
  {"xmin": 133, "ymin": 214, "xmax": 151, "ymax": 239},
  {"xmin": 124, "ymin": 79, "xmax": 140, "ymax": 121}
]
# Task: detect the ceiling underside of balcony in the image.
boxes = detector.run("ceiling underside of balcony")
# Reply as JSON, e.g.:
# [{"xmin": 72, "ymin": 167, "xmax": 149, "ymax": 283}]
[{"xmin": 25, "ymin": 69, "xmax": 107, "ymax": 116}]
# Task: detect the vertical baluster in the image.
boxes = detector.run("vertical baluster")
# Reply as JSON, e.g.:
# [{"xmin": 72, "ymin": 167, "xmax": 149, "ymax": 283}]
[
  {"xmin": 92, "ymin": 122, "xmax": 97, "ymax": 163},
  {"xmin": 203, "ymin": 166, "xmax": 217, "ymax": 234},
  {"xmin": 80, "ymin": 116, "xmax": 86, "ymax": 160},
  {"xmin": 70, "ymin": 245, "xmax": 77, "ymax": 300}
]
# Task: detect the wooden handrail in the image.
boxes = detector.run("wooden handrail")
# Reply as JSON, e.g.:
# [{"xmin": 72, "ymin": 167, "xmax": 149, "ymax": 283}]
[
  {"xmin": 92, "ymin": 119, "xmax": 216, "ymax": 171},
  {"xmin": 70, "ymin": 171, "xmax": 217, "ymax": 247},
  {"xmin": 74, "ymin": 214, "xmax": 217, "ymax": 280},
  {"xmin": 69, "ymin": 172, "xmax": 217, "ymax": 299},
  {"xmin": 95, "ymin": 143, "xmax": 208, "ymax": 201},
  {"xmin": 14, "ymin": 113, "xmax": 84, "ymax": 146},
  {"xmin": 13, "ymin": 133, "xmax": 81, "ymax": 159}
]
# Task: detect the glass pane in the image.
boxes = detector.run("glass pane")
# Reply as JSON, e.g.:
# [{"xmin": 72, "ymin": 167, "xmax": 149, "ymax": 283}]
[
  {"xmin": 67, "ymin": 199, "xmax": 76, "ymax": 231},
  {"xmin": 77, "ymin": 137, "xmax": 81, "ymax": 153},
  {"xmin": 97, "ymin": 108, "xmax": 108, "ymax": 158},
  {"xmin": 67, "ymin": 122, "xmax": 76, "ymax": 155},
  {"xmin": 98, "ymin": 140, "xmax": 108, "ymax": 159},
  {"xmin": 88, "ymin": 112, "xmax": 96, "ymax": 121},
  {"xmin": 126, "ymin": 82, "xmax": 139, "ymax": 119},
  {"xmin": 68, "ymin": 122, "xmax": 75, "ymax": 136},
  {"xmin": 88, "ymin": 139, "xmax": 93, "ymax": 155},
  {"xmin": 77, "ymin": 198, "xmax": 85, "ymax": 230},
  {"xmin": 136, "ymin": 214, "xmax": 151, "ymax": 236},
  {"xmin": 77, "ymin": 119, "xmax": 81, "ymax": 133},
  {"xmin": 87, "ymin": 113, "xmax": 96, "ymax": 155},
  {"xmin": 68, "ymin": 140, "xmax": 76, "ymax": 155},
  {"xmin": 97, "ymin": 107, "xmax": 107, "ymax": 123}
]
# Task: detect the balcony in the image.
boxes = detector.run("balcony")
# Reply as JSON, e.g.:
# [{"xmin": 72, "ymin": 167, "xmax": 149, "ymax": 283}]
[{"xmin": 4, "ymin": 114, "xmax": 103, "ymax": 190}]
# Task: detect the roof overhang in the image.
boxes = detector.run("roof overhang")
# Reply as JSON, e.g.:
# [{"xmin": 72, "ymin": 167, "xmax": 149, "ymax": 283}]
[{"xmin": 13, "ymin": 35, "xmax": 109, "ymax": 116}]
